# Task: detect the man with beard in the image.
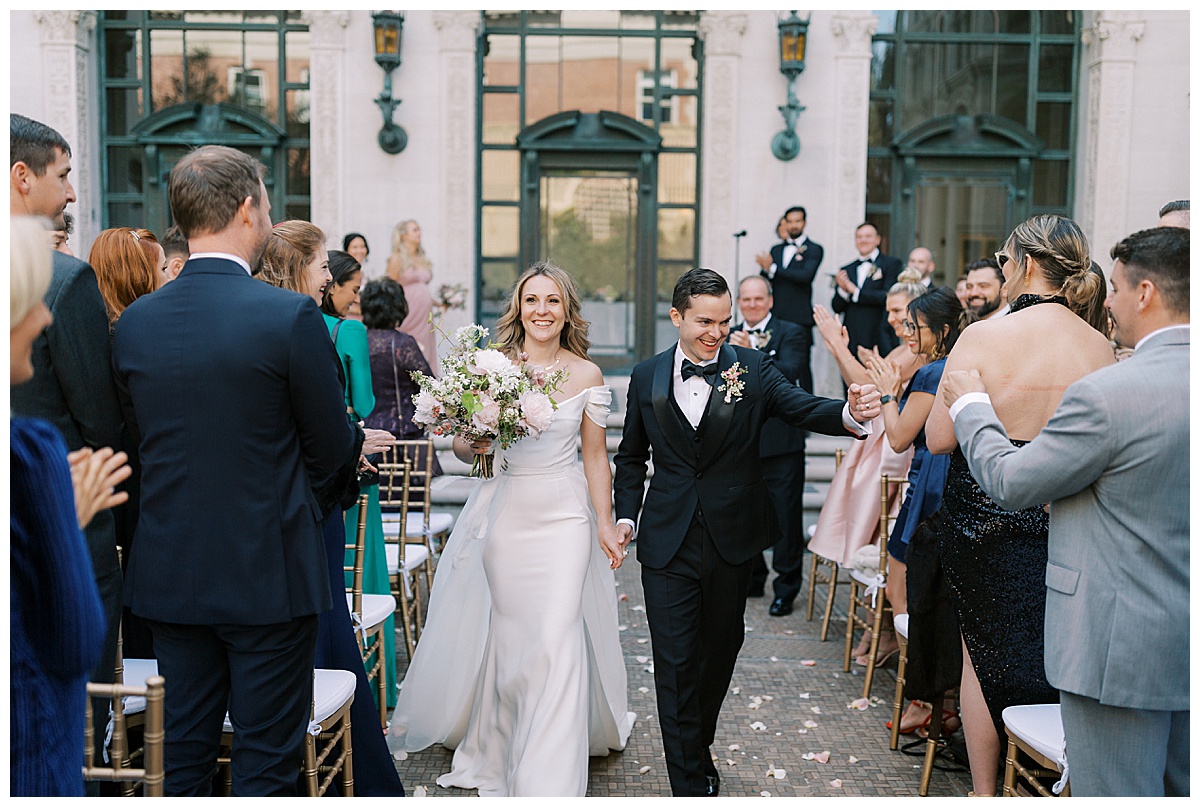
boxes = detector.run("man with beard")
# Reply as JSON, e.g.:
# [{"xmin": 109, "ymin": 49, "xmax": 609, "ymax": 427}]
[
  {"xmin": 963, "ymin": 257, "xmax": 1008, "ymax": 321},
  {"xmin": 755, "ymin": 205, "xmax": 824, "ymax": 394}
]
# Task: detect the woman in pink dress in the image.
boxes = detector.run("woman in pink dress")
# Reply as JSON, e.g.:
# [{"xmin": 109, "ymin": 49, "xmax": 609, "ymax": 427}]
[{"xmin": 386, "ymin": 219, "xmax": 439, "ymax": 374}]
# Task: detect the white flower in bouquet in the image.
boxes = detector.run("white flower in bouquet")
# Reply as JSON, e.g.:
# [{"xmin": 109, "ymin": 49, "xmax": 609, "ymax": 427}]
[
  {"xmin": 518, "ymin": 389, "xmax": 556, "ymax": 437},
  {"xmin": 468, "ymin": 348, "xmax": 511, "ymax": 376}
]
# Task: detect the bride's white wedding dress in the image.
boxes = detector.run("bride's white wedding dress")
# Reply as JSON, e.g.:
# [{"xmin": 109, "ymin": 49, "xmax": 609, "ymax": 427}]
[{"xmin": 388, "ymin": 385, "xmax": 635, "ymax": 796}]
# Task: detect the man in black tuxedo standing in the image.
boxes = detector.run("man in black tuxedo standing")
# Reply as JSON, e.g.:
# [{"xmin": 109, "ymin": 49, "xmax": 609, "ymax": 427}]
[
  {"xmin": 112, "ymin": 146, "xmax": 361, "ymax": 795},
  {"xmin": 729, "ymin": 276, "xmax": 810, "ymax": 616},
  {"xmin": 614, "ymin": 268, "xmax": 880, "ymax": 796},
  {"xmin": 9, "ymin": 114, "xmax": 130, "ymax": 768},
  {"xmin": 832, "ymin": 222, "xmax": 903, "ymax": 357},
  {"xmin": 755, "ymin": 205, "xmax": 823, "ymax": 394}
]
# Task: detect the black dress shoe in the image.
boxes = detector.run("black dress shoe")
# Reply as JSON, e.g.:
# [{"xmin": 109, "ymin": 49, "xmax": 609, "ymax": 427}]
[
  {"xmin": 705, "ymin": 772, "xmax": 720, "ymax": 796},
  {"xmin": 769, "ymin": 597, "xmax": 794, "ymax": 616}
]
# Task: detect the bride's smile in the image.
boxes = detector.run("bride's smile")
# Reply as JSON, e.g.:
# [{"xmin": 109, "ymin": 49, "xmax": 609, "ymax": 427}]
[{"xmin": 521, "ymin": 275, "xmax": 567, "ymax": 348}]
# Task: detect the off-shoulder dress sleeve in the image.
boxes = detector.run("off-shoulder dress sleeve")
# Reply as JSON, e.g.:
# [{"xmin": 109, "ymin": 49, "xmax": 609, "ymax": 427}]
[{"xmin": 584, "ymin": 384, "xmax": 612, "ymax": 428}]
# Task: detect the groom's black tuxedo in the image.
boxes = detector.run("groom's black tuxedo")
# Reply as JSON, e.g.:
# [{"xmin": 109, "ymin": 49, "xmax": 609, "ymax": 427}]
[{"xmin": 615, "ymin": 342, "xmax": 861, "ymax": 795}]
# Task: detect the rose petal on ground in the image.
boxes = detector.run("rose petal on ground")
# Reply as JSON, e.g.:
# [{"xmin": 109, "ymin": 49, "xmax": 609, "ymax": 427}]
[
  {"xmin": 618, "ymin": 593, "xmax": 629, "ymax": 601},
  {"xmin": 750, "ymin": 721, "xmax": 768, "ymax": 732},
  {"xmin": 763, "ymin": 695, "xmax": 775, "ymax": 702},
  {"xmin": 801, "ymin": 752, "xmax": 816, "ymax": 760},
  {"xmin": 618, "ymin": 625, "xmax": 628, "ymax": 631},
  {"xmin": 632, "ymin": 605, "xmax": 646, "ymax": 612},
  {"xmin": 772, "ymin": 768, "xmax": 788, "ymax": 780},
  {"xmin": 638, "ymin": 686, "xmax": 650, "ymax": 693},
  {"xmin": 798, "ymin": 693, "xmax": 810, "ymax": 699},
  {"xmin": 392, "ymin": 750, "xmax": 408, "ymax": 761},
  {"xmin": 761, "ymin": 791, "xmax": 773, "ymax": 797},
  {"xmin": 635, "ymin": 655, "xmax": 649, "ymax": 663},
  {"xmin": 814, "ymin": 751, "xmax": 830, "ymax": 764},
  {"xmin": 770, "ymin": 656, "xmax": 779, "ymax": 662},
  {"xmin": 848, "ymin": 698, "xmax": 871, "ymax": 710},
  {"xmin": 797, "ymin": 728, "xmax": 808, "ymax": 734},
  {"xmin": 800, "ymin": 660, "xmax": 817, "ymax": 666},
  {"xmin": 731, "ymin": 687, "xmax": 741, "ymax": 695},
  {"xmin": 639, "ymin": 766, "xmax": 652, "ymax": 775},
  {"xmin": 848, "ymin": 756, "xmax": 860, "ymax": 764},
  {"xmin": 804, "ymin": 720, "xmax": 819, "ymax": 728},
  {"xmin": 811, "ymin": 706, "xmax": 822, "ymax": 714},
  {"xmin": 728, "ymin": 744, "xmax": 741, "ymax": 751},
  {"xmin": 726, "ymin": 758, "xmax": 737, "ymax": 767},
  {"xmin": 637, "ymin": 638, "xmax": 649, "ymax": 644},
  {"xmin": 749, "ymin": 702, "xmax": 761, "ymax": 710},
  {"xmin": 413, "ymin": 786, "xmax": 428, "ymax": 797},
  {"xmin": 784, "ymin": 629, "xmax": 795, "ymax": 635},
  {"xmin": 831, "ymin": 779, "xmax": 843, "ymax": 788}
]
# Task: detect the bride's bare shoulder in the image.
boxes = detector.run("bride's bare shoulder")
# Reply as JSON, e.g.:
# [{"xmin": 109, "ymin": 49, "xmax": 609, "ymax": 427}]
[{"xmin": 562, "ymin": 357, "xmax": 604, "ymax": 388}]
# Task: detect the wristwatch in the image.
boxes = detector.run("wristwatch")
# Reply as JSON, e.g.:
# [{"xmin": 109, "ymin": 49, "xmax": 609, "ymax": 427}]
[{"xmin": 880, "ymin": 394, "xmax": 894, "ymax": 404}]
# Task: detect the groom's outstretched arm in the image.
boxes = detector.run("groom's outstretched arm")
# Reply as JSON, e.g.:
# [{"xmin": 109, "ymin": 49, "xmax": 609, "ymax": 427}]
[
  {"xmin": 613, "ymin": 372, "xmax": 650, "ymax": 526},
  {"xmin": 761, "ymin": 359, "xmax": 871, "ymax": 439}
]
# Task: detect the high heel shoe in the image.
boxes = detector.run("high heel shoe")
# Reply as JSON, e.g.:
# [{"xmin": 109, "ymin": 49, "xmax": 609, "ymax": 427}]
[
  {"xmin": 916, "ymin": 708, "xmax": 962, "ymax": 739},
  {"xmin": 886, "ymin": 700, "xmax": 931, "ymax": 735},
  {"xmin": 854, "ymin": 646, "xmax": 899, "ymax": 667}
]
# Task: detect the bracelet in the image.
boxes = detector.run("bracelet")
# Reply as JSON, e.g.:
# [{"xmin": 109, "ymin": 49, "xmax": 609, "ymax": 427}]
[{"xmin": 880, "ymin": 394, "xmax": 895, "ymax": 404}]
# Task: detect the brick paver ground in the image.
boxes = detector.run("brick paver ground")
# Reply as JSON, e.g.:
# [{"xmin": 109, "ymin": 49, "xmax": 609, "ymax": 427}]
[{"xmin": 390, "ymin": 552, "xmax": 972, "ymax": 797}]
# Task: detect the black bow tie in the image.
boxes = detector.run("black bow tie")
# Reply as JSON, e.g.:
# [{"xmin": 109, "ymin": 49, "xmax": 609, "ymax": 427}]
[
  {"xmin": 745, "ymin": 326, "xmax": 764, "ymax": 334},
  {"xmin": 858, "ymin": 258, "xmax": 873, "ymax": 264},
  {"xmin": 784, "ymin": 239, "xmax": 796, "ymax": 246},
  {"xmin": 681, "ymin": 359, "xmax": 720, "ymax": 386}
]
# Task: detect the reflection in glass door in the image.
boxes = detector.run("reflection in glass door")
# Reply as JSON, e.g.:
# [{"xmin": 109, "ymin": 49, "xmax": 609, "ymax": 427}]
[
  {"xmin": 912, "ymin": 175, "xmax": 1011, "ymax": 286},
  {"xmin": 539, "ymin": 170, "xmax": 639, "ymax": 371}
]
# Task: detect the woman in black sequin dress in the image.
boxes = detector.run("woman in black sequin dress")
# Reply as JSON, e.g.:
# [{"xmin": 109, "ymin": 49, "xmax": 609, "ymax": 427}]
[{"xmin": 924, "ymin": 215, "xmax": 1115, "ymax": 795}]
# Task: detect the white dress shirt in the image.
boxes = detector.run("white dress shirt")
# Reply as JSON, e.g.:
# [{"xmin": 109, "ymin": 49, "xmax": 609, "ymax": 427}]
[
  {"xmin": 189, "ymin": 251, "xmax": 252, "ymax": 275},
  {"xmin": 767, "ymin": 234, "xmax": 808, "ymax": 279},
  {"xmin": 673, "ymin": 345, "xmax": 714, "ymax": 429}
]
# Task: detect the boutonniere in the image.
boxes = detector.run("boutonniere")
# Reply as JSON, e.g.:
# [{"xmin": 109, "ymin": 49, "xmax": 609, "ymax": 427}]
[
  {"xmin": 750, "ymin": 329, "xmax": 772, "ymax": 351},
  {"xmin": 717, "ymin": 362, "xmax": 746, "ymax": 403},
  {"xmin": 869, "ymin": 264, "xmax": 882, "ymax": 282},
  {"xmin": 795, "ymin": 242, "xmax": 807, "ymax": 256}
]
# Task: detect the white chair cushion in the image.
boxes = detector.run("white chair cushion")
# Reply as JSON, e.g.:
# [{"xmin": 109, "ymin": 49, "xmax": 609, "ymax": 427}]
[
  {"xmin": 121, "ymin": 658, "xmax": 161, "ymax": 715},
  {"xmin": 346, "ymin": 592, "xmax": 397, "ymax": 629},
  {"xmin": 385, "ymin": 542, "xmax": 430, "ymax": 576},
  {"xmin": 381, "ymin": 511, "xmax": 454, "ymax": 537},
  {"xmin": 222, "ymin": 669, "xmax": 355, "ymax": 732},
  {"xmin": 806, "ymin": 523, "xmax": 818, "ymax": 539},
  {"xmin": 1002, "ymin": 703, "xmax": 1067, "ymax": 768},
  {"xmin": 893, "ymin": 613, "xmax": 909, "ymax": 640},
  {"xmin": 848, "ymin": 567, "xmax": 884, "ymax": 587}
]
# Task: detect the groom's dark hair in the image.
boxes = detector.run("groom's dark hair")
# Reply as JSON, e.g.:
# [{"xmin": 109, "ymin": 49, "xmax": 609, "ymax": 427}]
[{"xmin": 672, "ymin": 267, "xmax": 730, "ymax": 315}]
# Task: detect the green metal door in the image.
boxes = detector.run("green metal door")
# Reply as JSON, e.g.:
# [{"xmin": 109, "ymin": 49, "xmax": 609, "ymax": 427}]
[{"xmin": 517, "ymin": 111, "xmax": 661, "ymax": 373}]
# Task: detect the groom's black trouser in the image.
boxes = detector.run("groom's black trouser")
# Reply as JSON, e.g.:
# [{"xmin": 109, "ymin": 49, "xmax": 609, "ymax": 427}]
[{"xmin": 642, "ymin": 515, "xmax": 753, "ymax": 796}]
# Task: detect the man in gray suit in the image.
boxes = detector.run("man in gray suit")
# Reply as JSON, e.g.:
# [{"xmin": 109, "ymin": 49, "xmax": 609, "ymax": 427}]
[{"xmin": 942, "ymin": 226, "xmax": 1189, "ymax": 797}]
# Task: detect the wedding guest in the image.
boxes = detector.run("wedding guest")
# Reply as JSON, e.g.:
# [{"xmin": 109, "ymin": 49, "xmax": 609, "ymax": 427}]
[
  {"xmin": 954, "ymin": 273, "xmax": 969, "ymax": 308},
  {"xmin": 112, "ymin": 149, "xmax": 361, "ymax": 795},
  {"xmin": 386, "ymin": 219, "xmax": 439, "ymax": 373},
  {"xmin": 1157, "ymin": 199, "xmax": 1188, "ymax": 228},
  {"xmin": 10, "ymin": 114, "xmax": 128, "ymax": 769},
  {"xmin": 925, "ymin": 214, "xmax": 1114, "ymax": 795},
  {"xmin": 159, "ymin": 225, "xmax": 188, "ymax": 285},
  {"xmin": 88, "ymin": 228, "xmax": 163, "ymax": 325},
  {"xmin": 360, "ymin": 277, "xmax": 442, "ymax": 479},
  {"xmin": 51, "ymin": 211, "xmax": 74, "ymax": 255},
  {"xmin": 258, "ymin": 223, "xmax": 403, "ymax": 796},
  {"xmin": 962, "ymin": 258, "xmax": 1007, "ymax": 321},
  {"xmin": 343, "ymin": 231, "xmax": 370, "ymax": 266},
  {"xmin": 944, "ymin": 226, "xmax": 1189, "ymax": 797},
  {"xmin": 832, "ymin": 222, "xmax": 904, "ymax": 356},
  {"xmin": 907, "ymin": 246, "xmax": 936, "ymax": 287},
  {"xmin": 11, "ymin": 215, "xmax": 131, "ymax": 796}
]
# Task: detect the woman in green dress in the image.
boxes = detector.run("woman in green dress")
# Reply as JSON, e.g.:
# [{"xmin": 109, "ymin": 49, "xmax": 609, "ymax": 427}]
[{"xmin": 322, "ymin": 249, "xmax": 397, "ymax": 709}]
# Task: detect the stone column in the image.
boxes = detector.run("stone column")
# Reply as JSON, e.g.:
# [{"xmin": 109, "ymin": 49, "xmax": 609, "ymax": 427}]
[
  {"xmin": 696, "ymin": 12, "xmax": 748, "ymax": 278},
  {"xmin": 814, "ymin": 11, "xmax": 878, "ymax": 398},
  {"xmin": 304, "ymin": 11, "xmax": 350, "ymax": 241},
  {"xmin": 432, "ymin": 11, "xmax": 482, "ymax": 335},
  {"xmin": 1080, "ymin": 12, "xmax": 1145, "ymax": 264},
  {"xmin": 35, "ymin": 11, "xmax": 98, "ymax": 247}
]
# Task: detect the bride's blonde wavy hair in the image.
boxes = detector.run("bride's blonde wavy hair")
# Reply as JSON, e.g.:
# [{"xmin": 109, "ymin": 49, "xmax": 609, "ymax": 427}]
[
  {"xmin": 493, "ymin": 260, "xmax": 591, "ymax": 360},
  {"xmin": 1003, "ymin": 214, "xmax": 1108, "ymax": 334}
]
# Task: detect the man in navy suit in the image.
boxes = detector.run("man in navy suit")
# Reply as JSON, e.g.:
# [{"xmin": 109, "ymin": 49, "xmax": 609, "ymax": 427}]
[
  {"xmin": 832, "ymin": 222, "xmax": 903, "ymax": 357},
  {"xmin": 729, "ymin": 276, "xmax": 810, "ymax": 616},
  {"xmin": 614, "ymin": 268, "xmax": 880, "ymax": 796},
  {"xmin": 755, "ymin": 205, "xmax": 823, "ymax": 394},
  {"xmin": 9, "ymin": 114, "xmax": 129, "ymax": 771},
  {"xmin": 112, "ymin": 146, "xmax": 361, "ymax": 795}
]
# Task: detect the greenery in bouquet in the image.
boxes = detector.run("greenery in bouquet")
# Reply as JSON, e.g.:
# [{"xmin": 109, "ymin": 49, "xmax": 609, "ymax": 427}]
[{"xmin": 410, "ymin": 324, "xmax": 568, "ymax": 477}]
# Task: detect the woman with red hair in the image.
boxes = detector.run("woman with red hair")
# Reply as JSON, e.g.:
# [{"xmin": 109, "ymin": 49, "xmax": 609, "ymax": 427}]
[{"xmin": 88, "ymin": 227, "xmax": 165, "ymax": 325}]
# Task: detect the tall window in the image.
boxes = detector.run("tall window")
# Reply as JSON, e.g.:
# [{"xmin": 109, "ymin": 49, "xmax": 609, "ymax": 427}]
[
  {"xmin": 867, "ymin": 11, "xmax": 1079, "ymax": 248},
  {"xmin": 97, "ymin": 11, "xmax": 310, "ymax": 230},
  {"xmin": 477, "ymin": 10, "xmax": 701, "ymax": 337}
]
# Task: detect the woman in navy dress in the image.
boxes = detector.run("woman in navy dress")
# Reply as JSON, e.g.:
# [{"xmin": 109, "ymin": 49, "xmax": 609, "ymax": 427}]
[
  {"xmin": 259, "ymin": 221, "xmax": 404, "ymax": 796},
  {"xmin": 865, "ymin": 286, "xmax": 962, "ymax": 734}
]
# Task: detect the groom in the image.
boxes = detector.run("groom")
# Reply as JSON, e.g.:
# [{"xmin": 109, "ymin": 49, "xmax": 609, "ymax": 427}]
[{"xmin": 614, "ymin": 268, "xmax": 880, "ymax": 796}]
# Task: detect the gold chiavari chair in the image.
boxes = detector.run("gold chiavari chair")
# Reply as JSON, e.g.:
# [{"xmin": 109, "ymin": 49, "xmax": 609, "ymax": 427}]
[
  {"xmin": 345, "ymin": 493, "xmax": 396, "ymax": 728},
  {"xmin": 83, "ymin": 675, "xmax": 165, "ymax": 797},
  {"xmin": 807, "ymin": 448, "xmax": 848, "ymax": 640},
  {"xmin": 382, "ymin": 437, "xmax": 449, "ymax": 576},
  {"xmin": 377, "ymin": 454, "xmax": 429, "ymax": 659},
  {"xmin": 843, "ymin": 473, "xmax": 906, "ymax": 701},
  {"xmin": 217, "ymin": 669, "xmax": 356, "ymax": 797},
  {"xmin": 1000, "ymin": 704, "xmax": 1070, "ymax": 797}
]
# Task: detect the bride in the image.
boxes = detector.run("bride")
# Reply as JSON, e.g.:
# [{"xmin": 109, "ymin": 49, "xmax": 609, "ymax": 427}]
[{"xmin": 388, "ymin": 261, "xmax": 635, "ymax": 796}]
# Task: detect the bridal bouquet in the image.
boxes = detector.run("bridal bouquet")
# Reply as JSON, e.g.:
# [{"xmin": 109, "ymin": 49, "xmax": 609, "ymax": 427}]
[{"xmin": 410, "ymin": 324, "xmax": 567, "ymax": 478}]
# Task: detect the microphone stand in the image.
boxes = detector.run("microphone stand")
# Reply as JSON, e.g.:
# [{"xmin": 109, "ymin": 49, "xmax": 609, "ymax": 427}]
[{"xmin": 732, "ymin": 230, "xmax": 747, "ymax": 286}]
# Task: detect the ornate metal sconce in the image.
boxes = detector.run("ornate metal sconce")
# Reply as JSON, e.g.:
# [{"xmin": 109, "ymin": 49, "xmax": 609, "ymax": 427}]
[
  {"xmin": 372, "ymin": 10, "xmax": 407, "ymax": 154},
  {"xmin": 772, "ymin": 11, "xmax": 811, "ymax": 161}
]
